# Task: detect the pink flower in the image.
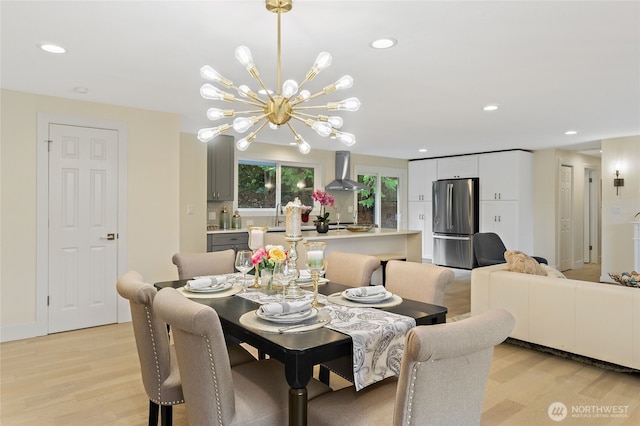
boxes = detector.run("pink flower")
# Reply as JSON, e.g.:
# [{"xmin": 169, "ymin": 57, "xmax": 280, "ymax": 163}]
[
  {"xmin": 311, "ymin": 190, "xmax": 335, "ymax": 207},
  {"xmin": 251, "ymin": 248, "xmax": 268, "ymax": 265}
]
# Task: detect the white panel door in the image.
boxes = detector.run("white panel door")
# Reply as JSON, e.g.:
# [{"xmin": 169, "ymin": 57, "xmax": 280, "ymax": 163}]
[{"xmin": 48, "ymin": 124, "xmax": 119, "ymax": 333}]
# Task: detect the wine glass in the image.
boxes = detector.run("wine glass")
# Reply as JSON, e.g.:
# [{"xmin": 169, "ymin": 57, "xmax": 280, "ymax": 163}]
[
  {"xmin": 234, "ymin": 250, "xmax": 254, "ymax": 292},
  {"xmin": 273, "ymin": 260, "xmax": 296, "ymax": 300}
]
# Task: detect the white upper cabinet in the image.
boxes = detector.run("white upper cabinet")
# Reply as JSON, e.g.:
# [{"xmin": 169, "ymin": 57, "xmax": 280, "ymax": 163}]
[
  {"xmin": 408, "ymin": 159, "xmax": 437, "ymax": 201},
  {"xmin": 437, "ymin": 155, "xmax": 478, "ymax": 179},
  {"xmin": 479, "ymin": 151, "xmax": 532, "ymax": 201}
]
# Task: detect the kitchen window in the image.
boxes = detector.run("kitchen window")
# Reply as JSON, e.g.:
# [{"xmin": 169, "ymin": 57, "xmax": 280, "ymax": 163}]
[{"xmin": 237, "ymin": 160, "xmax": 315, "ymax": 210}]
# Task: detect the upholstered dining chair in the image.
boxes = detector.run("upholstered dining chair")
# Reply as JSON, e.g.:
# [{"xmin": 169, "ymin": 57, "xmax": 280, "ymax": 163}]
[
  {"xmin": 324, "ymin": 251, "xmax": 381, "ymax": 287},
  {"xmin": 116, "ymin": 271, "xmax": 255, "ymax": 426},
  {"xmin": 308, "ymin": 308, "xmax": 515, "ymax": 426},
  {"xmin": 171, "ymin": 249, "xmax": 235, "ymax": 280},
  {"xmin": 153, "ymin": 287, "xmax": 331, "ymax": 426},
  {"xmin": 384, "ymin": 261, "xmax": 454, "ymax": 306}
]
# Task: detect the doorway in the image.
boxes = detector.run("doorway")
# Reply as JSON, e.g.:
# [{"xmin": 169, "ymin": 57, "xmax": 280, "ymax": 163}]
[
  {"xmin": 37, "ymin": 114, "xmax": 128, "ymax": 335},
  {"xmin": 355, "ymin": 167, "xmax": 404, "ymax": 229},
  {"xmin": 558, "ymin": 165, "xmax": 573, "ymax": 271},
  {"xmin": 583, "ymin": 168, "xmax": 600, "ymax": 264}
]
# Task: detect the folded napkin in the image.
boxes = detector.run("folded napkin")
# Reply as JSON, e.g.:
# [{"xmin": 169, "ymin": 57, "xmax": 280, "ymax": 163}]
[
  {"xmin": 259, "ymin": 300, "xmax": 312, "ymax": 316},
  {"xmin": 345, "ymin": 285, "xmax": 387, "ymax": 297},
  {"xmin": 298, "ymin": 270, "xmax": 311, "ymax": 280},
  {"xmin": 186, "ymin": 275, "xmax": 227, "ymax": 289}
]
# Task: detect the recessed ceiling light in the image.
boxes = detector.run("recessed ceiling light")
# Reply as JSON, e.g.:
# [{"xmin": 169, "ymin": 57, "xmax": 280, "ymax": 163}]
[
  {"xmin": 74, "ymin": 87, "xmax": 89, "ymax": 94},
  {"xmin": 370, "ymin": 38, "xmax": 397, "ymax": 49},
  {"xmin": 418, "ymin": 148, "xmax": 428, "ymax": 153},
  {"xmin": 40, "ymin": 43, "xmax": 66, "ymax": 54},
  {"xmin": 565, "ymin": 130, "xmax": 578, "ymax": 135},
  {"xmin": 483, "ymin": 105, "xmax": 499, "ymax": 111}
]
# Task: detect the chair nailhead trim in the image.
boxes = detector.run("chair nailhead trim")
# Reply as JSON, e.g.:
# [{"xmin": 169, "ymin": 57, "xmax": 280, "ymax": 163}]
[
  {"xmin": 144, "ymin": 306, "xmax": 163, "ymax": 401},
  {"xmin": 404, "ymin": 363, "xmax": 421, "ymax": 425},
  {"xmin": 205, "ymin": 336, "xmax": 224, "ymax": 425}
]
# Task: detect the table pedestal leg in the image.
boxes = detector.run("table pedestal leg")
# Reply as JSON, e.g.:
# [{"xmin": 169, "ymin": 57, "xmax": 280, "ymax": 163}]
[{"xmin": 289, "ymin": 387, "xmax": 307, "ymax": 426}]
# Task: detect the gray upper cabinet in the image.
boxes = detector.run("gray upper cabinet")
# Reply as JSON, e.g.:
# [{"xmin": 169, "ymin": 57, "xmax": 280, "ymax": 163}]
[{"xmin": 207, "ymin": 135, "xmax": 234, "ymax": 201}]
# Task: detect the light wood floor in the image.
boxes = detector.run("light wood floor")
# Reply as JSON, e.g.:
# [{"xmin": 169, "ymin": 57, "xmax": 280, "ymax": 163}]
[{"xmin": 2, "ymin": 264, "xmax": 638, "ymax": 425}]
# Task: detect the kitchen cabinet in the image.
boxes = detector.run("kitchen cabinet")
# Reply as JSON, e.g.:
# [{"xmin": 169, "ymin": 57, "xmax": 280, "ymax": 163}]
[
  {"xmin": 408, "ymin": 159, "xmax": 437, "ymax": 201},
  {"xmin": 408, "ymin": 201, "xmax": 433, "ymax": 260},
  {"xmin": 480, "ymin": 200, "xmax": 528, "ymax": 253},
  {"xmin": 479, "ymin": 151, "xmax": 532, "ymax": 201},
  {"xmin": 437, "ymin": 155, "xmax": 478, "ymax": 179},
  {"xmin": 207, "ymin": 232, "xmax": 249, "ymax": 253},
  {"xmin": 207, "ymin": 135, "xmax": 234, "ymax": 201}
]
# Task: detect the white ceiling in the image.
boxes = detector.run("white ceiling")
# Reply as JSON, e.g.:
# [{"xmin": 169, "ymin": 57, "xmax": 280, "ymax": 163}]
[{"xmin": 2, "ymin": 1, "xmax": 638, "ymax": 160}]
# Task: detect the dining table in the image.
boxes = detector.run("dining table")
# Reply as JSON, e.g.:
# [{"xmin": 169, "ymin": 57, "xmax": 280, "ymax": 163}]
[{"xmin": 154, "ymin": 279, "xmax": 448, "ymax": 426}]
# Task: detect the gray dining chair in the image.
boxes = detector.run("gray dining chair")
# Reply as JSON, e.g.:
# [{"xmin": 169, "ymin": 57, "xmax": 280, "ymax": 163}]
[
  {"xmin": 154, "ymin": 287, "xmax": 331, "ymax": 426},
  {"xmin": 324, "ymin": 250, "xmax": 381, "ymax": 287},
  {"xmin": 384, "ymin": 260, "xmax": 454, "ymax": 305},
  {"xmin": 116, "ymin": 271, "xmax": 255, "ymax": 426},
  {"xmin": 308, "ymin": 309, "xmax": 515, "ymax": 426},
  {"xmin": 171, "ymin": 250, "xmax": 235, "ymax": 280}
]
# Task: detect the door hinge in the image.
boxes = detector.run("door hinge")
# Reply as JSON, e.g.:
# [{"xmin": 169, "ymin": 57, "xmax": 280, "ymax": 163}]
[
  {"xmin": 589, "ymin": 245, "xmax": 593, "ymax": 250},
  {"xmin": 46, "ymin": 140, "xmax": 52, "ymax": 152},
  {"xmin": 47, "ymin": 296, "xmax": 50, "ymax": 306}
]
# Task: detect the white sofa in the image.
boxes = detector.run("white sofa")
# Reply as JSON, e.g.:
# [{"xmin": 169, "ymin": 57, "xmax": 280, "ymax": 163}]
[{"xmin": 471, "ymin": 263, "xmax": 640, "ymax": 370}]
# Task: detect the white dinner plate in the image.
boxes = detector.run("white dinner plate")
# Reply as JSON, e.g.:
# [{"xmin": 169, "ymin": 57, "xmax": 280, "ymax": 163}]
[
  {"xmin": 255, "ymin": 308, "xmax": 318, "ymax": 324},
  {"xmin": 342, "ymin": 290, "xmax": 393, "ymax": 303},
  {"xmin": 184, "ymin": 281, "xmax": 233, "ymax": 293}
]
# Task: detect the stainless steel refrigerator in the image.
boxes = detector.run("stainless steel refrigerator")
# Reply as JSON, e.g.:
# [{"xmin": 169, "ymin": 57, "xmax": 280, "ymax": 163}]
[{"xmin": 432, "ymin": 178, "xmax": 479, "ymax": 269}]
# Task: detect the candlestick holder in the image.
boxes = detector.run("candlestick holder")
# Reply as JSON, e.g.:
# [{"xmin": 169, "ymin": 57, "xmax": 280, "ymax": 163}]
[
  {"xmin": 304, "ymin": 241, "xmax": 327, "ymax": 307},
  {"xmin": 284, "ymin": 236, "xmax": 305, "ymax": 299},
  {"xmin": 247, "ymin": 226, "xmax": 268, "ymax": 289}
]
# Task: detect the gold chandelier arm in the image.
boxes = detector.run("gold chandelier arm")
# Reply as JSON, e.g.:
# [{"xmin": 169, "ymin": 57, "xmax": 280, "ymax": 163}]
[
  {"xmin": 290, "ymin": 89, "xmax": 326, "ymax": 106},
  {"xmin": 230, "ymin": 85, "xmax": 267, "ymax": 105},
  {"xmin": 234, "ymin": 109, "xmax": 266, "ymax": 115},
  {"xmin": 233, "ymin": 97, "xmax": 267, "ymax": 108},
  {"xmin": 289, "ymin": 111, "xmax": 333, "ymax": 122},
  {"xmin": 291, "ymin": 104, "xmax": 330, "ymax": 111},
  {"xmin": 249, "ymin": 118, "xmax": 270, "ymax": 139}
]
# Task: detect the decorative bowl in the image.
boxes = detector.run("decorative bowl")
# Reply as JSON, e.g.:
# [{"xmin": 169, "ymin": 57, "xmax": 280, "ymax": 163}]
[
  {"xmin": 345, "ymin": 224, "xmax": 376, "ymax": 233},
  {"xmin": 608, "ymin": 271, "xmax": 639, "ymax": 287}
]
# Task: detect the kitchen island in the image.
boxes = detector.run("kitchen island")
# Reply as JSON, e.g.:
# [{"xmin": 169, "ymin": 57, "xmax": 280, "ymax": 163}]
[{"xmin": 261, "ymin": 228, "xmax": 423, "ymax": 285}]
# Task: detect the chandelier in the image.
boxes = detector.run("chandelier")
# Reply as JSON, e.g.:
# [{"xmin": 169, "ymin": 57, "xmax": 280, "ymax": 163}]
[{"xmin": 197, "ymin": 0, "xmax": 360, "ymax": 154}]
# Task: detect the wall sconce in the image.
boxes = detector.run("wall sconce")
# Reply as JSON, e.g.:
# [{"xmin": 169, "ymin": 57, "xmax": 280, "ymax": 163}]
[{"xmin": 613, "ymin": 170, "xmax": 624, "ymax": 195}]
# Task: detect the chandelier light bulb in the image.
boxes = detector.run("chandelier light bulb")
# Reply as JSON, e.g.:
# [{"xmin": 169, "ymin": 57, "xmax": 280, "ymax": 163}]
[
  {"xmin": 236, "ymin": 138, "xmax": 251, "ymax": 151},
  {"xmin": 232, "ymin": 117, "xmax": 255, "ymax": 133},
  {"xmin": 311, "ymin": 121, "xmax": 333, "ymax": 137},
  {"xmin": 327, "ymin": 116, "xmax": 344, "ymax": 128},
  {"xmin": 235, "ymin": 46, "xmax": 254, "ymax": 68},
  {"xmin": 313, "ymin": 52, "xmax": 332, "ymax": 72},
  {"xmin": 293, "ymin": 90, "xmax": 311, "ymax": 104},
  {"xmin": 200, "ymin": 84, "xmax": 226, "ymax": 101},
  {"xmin": 237, "ymin": 85, "xmax": 251, "ymax": 97},
  {"xmin": 269, "ymin": 122, "xmax": 279, "ymax": 130},
  {"xmin": 206, "ymin": 108, "xmax": 231, "ymax": 121},
  {"xmin": 333, "ymin": 75, "xmax": 353, "ymax": 91},
  {"xmin": 198, "ymin": 127, "xmax": 222, "ymax": 143},
  {"xmin": 298, "ymin": 139, "xmax": 311, "ymax": 154},
  {"xmin": 333, "ymin": 131, "xmax": 356, "ymax": 146},
  {"xmin": 200, "ymin": 65, "xmax": 229, "ymax": 86},
  {"xmin": 330, "ymin": 97, "xmax": 361, "ymax": 112},
  {"xmin": 282, "ymin": 79, "xmax": 299, "ymax": 98}
]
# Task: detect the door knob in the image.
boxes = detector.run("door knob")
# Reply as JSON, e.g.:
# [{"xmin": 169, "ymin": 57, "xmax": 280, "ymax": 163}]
[{"xmin": 100, "ymin": 233, "xmax": 116, "ymax": 240}]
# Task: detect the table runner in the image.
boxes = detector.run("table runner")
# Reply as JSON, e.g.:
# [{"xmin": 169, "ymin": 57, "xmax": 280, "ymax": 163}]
[{"xmin": 236, "ymin": 289, "xmax": 416, "ymax": 390}]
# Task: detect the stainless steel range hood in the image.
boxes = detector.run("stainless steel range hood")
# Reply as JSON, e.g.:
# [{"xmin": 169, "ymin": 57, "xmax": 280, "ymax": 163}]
[{"xmin": 325, "ymin": 151, "xmax": 370, "ymax": 191}]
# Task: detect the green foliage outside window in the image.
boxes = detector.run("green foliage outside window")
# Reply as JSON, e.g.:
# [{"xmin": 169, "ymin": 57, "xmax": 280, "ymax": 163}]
[{"xmin": 238, "ymin": 160, "xmax": 314, "ymax": 209}]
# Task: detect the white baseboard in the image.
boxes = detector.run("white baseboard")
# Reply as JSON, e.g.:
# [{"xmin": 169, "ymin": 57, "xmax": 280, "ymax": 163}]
[{"xmin": 1, "ymin": 322, "xmax": 46, "ymax": 343}]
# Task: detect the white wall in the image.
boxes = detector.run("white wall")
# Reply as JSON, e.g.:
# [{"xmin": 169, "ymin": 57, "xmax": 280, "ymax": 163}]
[
  {"xmin": 601, "ymin": 136, "xmax": 640, "ymax": 276},
  {"xmin": 1, "ymin": 89, "xmax": 181, "ymax": 336}
]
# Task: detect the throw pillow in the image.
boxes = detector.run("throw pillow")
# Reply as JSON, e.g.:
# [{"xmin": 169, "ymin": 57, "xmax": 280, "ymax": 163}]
[
  {"xmin": 541, "ymin": 264, "xmax": 567, "ymax": 279},
  {"xmin": 504, "ymin": 250, "xmax": 547, "ymax": 276}
]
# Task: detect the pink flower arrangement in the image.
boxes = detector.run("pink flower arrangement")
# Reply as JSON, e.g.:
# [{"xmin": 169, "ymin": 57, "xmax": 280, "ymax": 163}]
[
  {"xmin": 251, "ymin": 245, "xmax": 287, "ymax": 270},
  {"xmin": 311, "ymin": 189, "xmax": 335, "ymax": 223}
]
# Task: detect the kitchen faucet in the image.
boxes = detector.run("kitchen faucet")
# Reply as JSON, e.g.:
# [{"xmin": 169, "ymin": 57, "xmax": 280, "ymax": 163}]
[{"xmin": 274, "ymin": 203, "xmax": 284, "ymax": 227}]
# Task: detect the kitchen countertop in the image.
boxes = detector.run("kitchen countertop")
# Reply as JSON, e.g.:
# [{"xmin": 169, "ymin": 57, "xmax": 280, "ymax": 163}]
[{"xmin": 206, "ymin": 227, "xmax": 421, "ymax": 238}]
